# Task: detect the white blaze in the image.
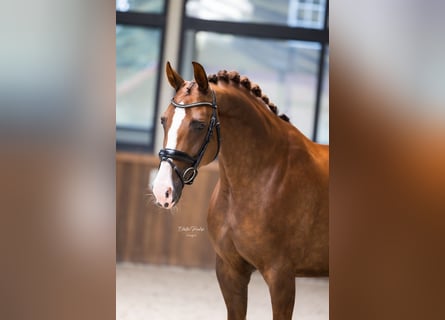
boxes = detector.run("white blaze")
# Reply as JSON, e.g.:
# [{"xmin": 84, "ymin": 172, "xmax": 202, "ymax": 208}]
[
  {"xmin": 152, "ymin": 106, "xmax": 186, "ymax": 208},
  {"xmin": 166, "ymin": 107, "xmax": 186, "ymax": 149}
]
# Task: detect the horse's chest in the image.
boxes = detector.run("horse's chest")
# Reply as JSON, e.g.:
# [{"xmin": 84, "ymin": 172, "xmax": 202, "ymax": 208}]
[
  {"xmin": 208, "ymin": 204, "xmax": 264, "ymax": 265},
  {"xmin": 208, "ymin": 201, "xmax": 252, "ymax": 236}
]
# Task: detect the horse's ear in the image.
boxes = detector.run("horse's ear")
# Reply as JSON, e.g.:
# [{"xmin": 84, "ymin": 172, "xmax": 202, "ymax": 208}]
[
  {"xmin": 192, "ymin": 61, "xmax": 209, "ymax": 92},
  {"xmin": 166, "ymin": 61, "xmax": 184, "ymax": 91}
]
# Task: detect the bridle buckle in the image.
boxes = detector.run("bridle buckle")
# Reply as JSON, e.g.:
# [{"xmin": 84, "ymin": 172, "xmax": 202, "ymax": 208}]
[{"xmin": 182, "ymin": 167, "xmax": 198, "ymax": 185}]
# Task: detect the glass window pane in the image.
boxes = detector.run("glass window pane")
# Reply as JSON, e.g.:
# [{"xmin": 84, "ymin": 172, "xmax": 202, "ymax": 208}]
[
  {"xmin": 116, "ymin": 0, "xmax": 164, "ymax": 13},
  {"xmin": 182, "ymin": 31, "xmax": 321, "ymax": 139},
  {"xmin": 186, "ymin": 0, "xmax": 326, "ymax": 29},
  {"xmin": 116, "ymin": 25, "xmax": 161, "ymax": 144},
  {"xmin": 316, "ymin": 46, "xmax": 329, "ymax": 144}
]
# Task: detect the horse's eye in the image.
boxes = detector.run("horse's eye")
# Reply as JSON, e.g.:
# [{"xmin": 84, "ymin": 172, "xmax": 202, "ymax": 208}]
[
  {"xmin": 190, "ymin": 120, "xmax": 206, "ymax": 131},
  {"xmin": 160, "ymin": 117, "xmax": 166, "ymax": 127}
]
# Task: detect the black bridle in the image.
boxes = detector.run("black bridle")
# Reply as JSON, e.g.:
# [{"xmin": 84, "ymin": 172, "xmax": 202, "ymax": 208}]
[{"xmin": 158, "ymin": 89, "xmax": 220, "ymax": 186}]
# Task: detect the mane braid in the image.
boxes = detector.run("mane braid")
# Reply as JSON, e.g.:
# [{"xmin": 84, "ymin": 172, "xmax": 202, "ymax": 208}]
[{"xmin": 207, "ymin": 71, "xmax": 290, "ymax": 122}]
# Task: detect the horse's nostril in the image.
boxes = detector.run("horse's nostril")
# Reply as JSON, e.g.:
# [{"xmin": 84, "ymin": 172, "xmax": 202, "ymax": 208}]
[
  {"xmin": 164, "ymin": 202, "xmax": 169, "ymax": 208},
  {"xmin": 165, "ymin": 190, "xmax": 170, "ymax": 198}
]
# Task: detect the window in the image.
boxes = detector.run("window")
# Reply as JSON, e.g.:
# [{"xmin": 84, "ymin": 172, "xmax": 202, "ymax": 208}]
[
  {"xmin": 180, "ymin": 0, "xmax": 329, "ymax": 142},
  {"xmin": 116, "ymin": 0, "xmax": 165, "ymax": 13},
  {"xmin": 186, "ymin": 0, "xmax": 326, "ymax": 29},
  {"xmin": 116, "ymin": 0, "xmax": 166, "ymax": 152},
  {"xmin": 116, "ymin": 0, "xmax": 329, "ymax": 151},
  {"xmin": 289, "ymin": 0, "xmax": 326, "ymax": 29},
  {"xmin": 181, "ymin": 32, "xmax": 321, "ymax": 138}
]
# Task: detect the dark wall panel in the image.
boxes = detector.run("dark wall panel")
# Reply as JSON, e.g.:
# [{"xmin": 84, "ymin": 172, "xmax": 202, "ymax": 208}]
[{"xmin": 116, "ymin": 152, "xmax": 218, "ymax": 269}]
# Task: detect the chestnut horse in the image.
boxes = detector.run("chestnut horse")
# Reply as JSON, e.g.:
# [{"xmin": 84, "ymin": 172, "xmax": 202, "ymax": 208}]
[{"xmin": 152, "ymin": 62, "xmax": 329, "ymax": 320}]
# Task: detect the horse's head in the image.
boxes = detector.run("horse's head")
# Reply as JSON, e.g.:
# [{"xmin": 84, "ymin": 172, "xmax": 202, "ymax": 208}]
[{"xmin": 152, "ymin": 62, "xmax": 220, "ymax": 209}]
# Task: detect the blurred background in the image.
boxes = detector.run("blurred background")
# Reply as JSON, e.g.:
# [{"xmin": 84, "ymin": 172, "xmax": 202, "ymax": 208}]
[
  {"xmin": 116, "ymin": 0, "xmax": 329, "ymax": 319},
  {"xmin": 2, "ymin": 0, "xmax": 445, "ymax": 319}
]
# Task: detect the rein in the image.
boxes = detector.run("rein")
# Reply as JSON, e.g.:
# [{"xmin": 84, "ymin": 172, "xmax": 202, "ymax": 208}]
[{"xmin": 158, "ymin": 89, "xmax": 220, "ymax": 186}]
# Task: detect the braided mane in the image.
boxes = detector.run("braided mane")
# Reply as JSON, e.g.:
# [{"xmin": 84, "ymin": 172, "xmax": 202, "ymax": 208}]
[{"xmin": 208, "ymin": 70, "xmax": 290, "ymax": 122}]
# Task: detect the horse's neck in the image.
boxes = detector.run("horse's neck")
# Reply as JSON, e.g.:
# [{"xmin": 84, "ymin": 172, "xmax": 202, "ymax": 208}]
[{"xmin": 215, "ymin": 87, "xmax": 307, "ymax": 188}]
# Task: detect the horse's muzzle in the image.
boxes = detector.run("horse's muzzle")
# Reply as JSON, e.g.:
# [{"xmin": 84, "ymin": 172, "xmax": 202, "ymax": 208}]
[{"xmin": 152, "ymin": 161, "xmax": 183, "ymax": 209}]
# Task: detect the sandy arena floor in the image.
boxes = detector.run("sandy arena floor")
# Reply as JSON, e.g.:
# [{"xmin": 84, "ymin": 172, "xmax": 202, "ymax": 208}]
[{"xmin": 117, "ymin": 263, "xmax": 328, "ymax": 319}]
